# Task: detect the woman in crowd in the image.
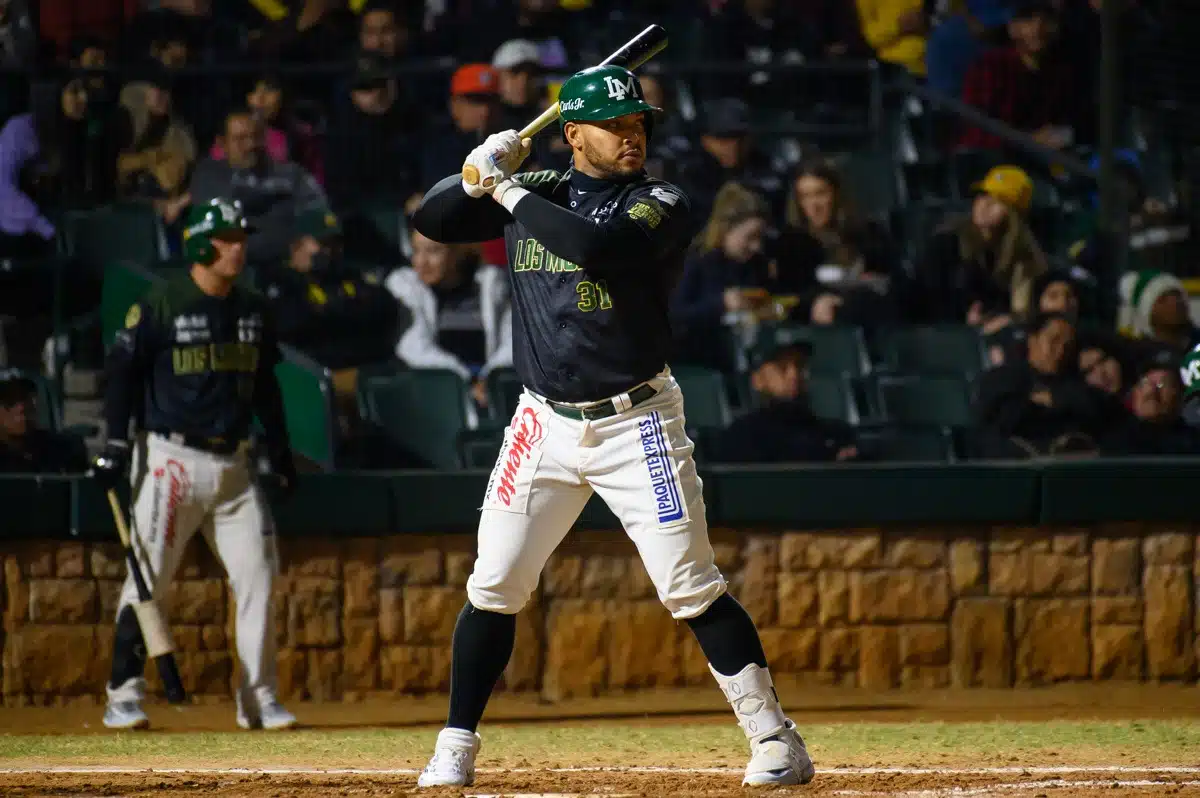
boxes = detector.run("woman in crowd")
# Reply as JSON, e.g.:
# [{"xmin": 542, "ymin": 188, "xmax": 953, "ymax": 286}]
[
  {"xmin": 777, "ymin": 156, "xmax": 901, "ymax": 329},
  {"xmin": 114, "ymin": 71, "xmax": 196, "ymax": 225},
  {"xmin": 670, "ymin": 182, "xmax": 775, "ymax": 372},
  {"xmin": 210, "ymin": 72, "xmax": 324, "ymax": 185},
  {"xmin": 917, "ymin": 165, "xmax": 1048, "ymax": 329},
  {"xmin": 386, "ymin": 230, "xmax": 512, "ymax": 413}
]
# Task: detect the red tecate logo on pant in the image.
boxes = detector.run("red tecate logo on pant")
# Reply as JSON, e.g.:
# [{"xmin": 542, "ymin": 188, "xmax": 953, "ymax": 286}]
[
  {"xmin": 496, "ymin": 407, "xmax": 546, "ymax": 507},
  {"xmin": 163, "ymin": 459, "xmax": 190, "ymax": 546}
]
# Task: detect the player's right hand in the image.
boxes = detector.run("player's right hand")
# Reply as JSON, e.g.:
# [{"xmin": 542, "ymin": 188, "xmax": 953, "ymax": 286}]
[
  {"xmin": 462, "ymin": 131, "xmax": 532, "ymax": 198},
  {"xmin": 89, "ymin": 439, "xmax": 130, "ymax": 491}
]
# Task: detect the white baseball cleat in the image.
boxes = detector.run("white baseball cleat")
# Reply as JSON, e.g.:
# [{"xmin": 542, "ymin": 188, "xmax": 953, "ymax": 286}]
[
  {"xmin": 237, "ymin": 692, "xmax": 298, "ymax": 730},
  {"xmin": 742, "ymin": 718, "xmax": 816, "ymax": 786},
  {"xmin": 417, "ymin": 727, "xmax": 481, "ymax": 787},
  {"xmin": 103, "ymin": 701, "xmax": 150, "ymax": 730}
]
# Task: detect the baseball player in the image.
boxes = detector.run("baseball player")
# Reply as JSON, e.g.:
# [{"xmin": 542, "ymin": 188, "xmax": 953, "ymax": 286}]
[
  {"xmin": 1182, "ymin": 344, "xmax": 1200, "ymax": 426},
  {"xmin": 410, "ymin": 66, "xmax": 815, "ymax": 788},
  {"xmin": 92, "ymin": 198, "xmax": 298, "ymax": 731}
]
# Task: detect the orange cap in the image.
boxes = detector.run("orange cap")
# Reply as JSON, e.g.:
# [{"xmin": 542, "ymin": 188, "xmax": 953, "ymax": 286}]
[{"xmin": 451, "ymin": 64, "xmax": 499, "ymax": 97}]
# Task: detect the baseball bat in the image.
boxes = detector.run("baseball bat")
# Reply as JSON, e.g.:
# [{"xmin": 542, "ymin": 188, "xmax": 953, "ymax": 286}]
[
  {"xmin": 462, "ymin": 24, "xmax": 669, "ymax": 187},
  {"xmin": 107, "ymin": 488, "xmax": 188, "ymax": 704}
]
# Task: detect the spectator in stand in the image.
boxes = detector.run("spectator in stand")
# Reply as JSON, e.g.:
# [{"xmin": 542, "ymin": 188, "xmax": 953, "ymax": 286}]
[
  {"xmin": 698, "ymin": 0, "xmax": 817, "ymax": 106},
  {"xmin": 715, "ymin": 326, "xmax": 858, "ymax": 464},
  {"xmin": 38, "ymin": 0, "xmax": 134, "ymax": 58},
  {"xmin": 986, "ymin": 264, "xmax": 1096, "ymax": 367},
  {"xmin": 0, "ymin": 0, "xmax": 35, "ymax": 66},
  {"xmin": 261, "ymin": 207, "xmax": 400, "ymax": 370},
  {"xmin": 671, "ymin": 182, "xmax": 775, "ymax": 373},
  {"xmin": 1117, "ymin": 269, "xmax": 1200, "ymax": 356},
  {"xmin": 674, "ymin": 98, "xmax": 784, "ymax": 233},
  {"xmin": 0, "ymin": 372, "xmax": 88, "ymax": 474},
  {"xmin": 958, "ymin": 0, "xmax": 1082, "ymax": 151},
  {"xmin": 325, "ymin": 52, "xmax": 419, "ymax": 212},
  {"xmin": 636, "ymin": 68, "xmax": 688, "ymax": 181},
  {"xmin": 210, "ymin": 73, "xmax": 324, "ymax": 185},
  {"xmin": 0, "ymin": 78, "xmax": 108, "ymax": 258},
  {"xmin": 778, "ymin": 157, "xmax": 901, "ymax": 330},
  {"xmin": 252, "ymin": 0, "xmax": 356, "ymax": 65},
  {"xmin": 973, "ymin": 312, "xmax": 1109, "ymax": 458},
  {"xmin": 492, "ymin": 39, "xmax": 545, "ymax": 133},
  {"xmin": 113, "ymin": 71, "xmax": 197, "ymax": 226},
  {"xmin": 359, "ymin": 0, "xmax": 407, "ymax": 58},
  {"xmin": 1077, "ymin": 330, "xmax": 1127, "ymax": 398},
  {"xmin": 1102, "ymin": 348, "xmax": 1200, "ymax": 456},
  {"xmin": 916, "ymin": 165, "xmax": 1047, "ymax": 330},
  {"xmin": 418, "ymin": 64, "xmax": 498, "ymax": 190},
  {"xmin": 925, "ymin": 1, "xmax": 1012, "ymax": 97},
  {"xmin": 854, "ymin": 0, "xmax": 928, "ymax": 77},
  {"xmin": 386, "ymin": 230, "xmax": 513, "ymax": 412},
  {"xmin": 189, "ymin": 107, "xmax": 326, "ymax": 269},
  {"xmin": 69, "ymin": 36, "xmax": 113, "ymax": 107},
  {"xmin": 433, "ymin": 0, "xmax": 578, "ymax": 73}
]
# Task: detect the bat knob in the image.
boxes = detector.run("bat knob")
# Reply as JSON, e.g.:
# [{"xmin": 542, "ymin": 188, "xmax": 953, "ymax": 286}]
[
  {"xmin": 463, "ymin": 165, "xmax": 481, "ymax": 186},
  {"xmin": 482, "ymin": 175, "xmax": 496, "ymax": 188}
]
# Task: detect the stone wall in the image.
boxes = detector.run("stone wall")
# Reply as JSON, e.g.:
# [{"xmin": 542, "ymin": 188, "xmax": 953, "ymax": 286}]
[{"xmin": 3, "ymin": 525, "xmax": 1198, "ymax": 704}]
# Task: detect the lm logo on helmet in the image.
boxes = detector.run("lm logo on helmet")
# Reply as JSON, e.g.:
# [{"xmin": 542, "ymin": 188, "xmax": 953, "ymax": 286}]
[
  {"xmin": 1182, "ymin": 356, "xmax": 1200, "ymax": 388},
  {"xmin": 604, "ymin": 75, "xmax": 637, "ymax": 101}
]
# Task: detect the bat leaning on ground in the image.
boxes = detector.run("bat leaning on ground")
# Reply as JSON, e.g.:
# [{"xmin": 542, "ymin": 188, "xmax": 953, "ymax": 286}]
[
  {"xmin": 462, "ymin": 23, "xmax": 669, "ymax": 188},
  {"xmin": 106, "ymin": 488, "xmax": 188, "ymax": 704}
]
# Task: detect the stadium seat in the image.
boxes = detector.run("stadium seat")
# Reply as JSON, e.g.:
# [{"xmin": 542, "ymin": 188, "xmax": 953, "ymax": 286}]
[
  {"xmin": 786, "ymin": 325, "xmax": 873, "ymax": 379},
  {"xmin": 875, "ymin": 375, "xmax": 973, "ymax": 428},
  {"xmin": 58, "ymin": 203, "xmax": 167, "ymax": 271},
  {"xmin": 673, "ymin": 365, "xmax": 733, "ymax": 432},
  {"xmin": 460, "ymin": 428, "xmax": 504, "ymax": 469},
  {"xmin": 835, "ymin": 151, "xmax": 898, "ymax": 218},
  {"xmin": 359, "ymin": 369, "xmax": 470, "ymax": 469},
  {"xmin": 856, "ymin": 424, "xmax": 955, "ymax": 463},
  {"xmin": 901, "ymin": 159, "xmax": 953, "ymax": 204},
  {"xmin": 486, "ymin": 368, "xmax": 525, "ymax": 424},
  {"xmin": 808, "ymin": 373, "xmax": 860, "ymax": 425},
  {"xmin": 342, "ymin": 203, "xmax": 410, "ymax": 264},
  {"xmin": 879, "ymin": 326, "xmax": 987, "ymax": 378}
]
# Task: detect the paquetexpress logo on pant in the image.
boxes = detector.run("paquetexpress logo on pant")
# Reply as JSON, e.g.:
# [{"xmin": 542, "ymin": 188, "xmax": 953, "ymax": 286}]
[{"xmin": 639, "ymin": 411, "xmax": 684, "ymax": 524}]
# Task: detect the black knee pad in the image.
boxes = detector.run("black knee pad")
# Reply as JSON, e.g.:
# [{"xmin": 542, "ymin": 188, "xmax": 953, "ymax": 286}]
[{"xmin": 109, "ymin": 605, "xmax": 147, "ymax": 688}]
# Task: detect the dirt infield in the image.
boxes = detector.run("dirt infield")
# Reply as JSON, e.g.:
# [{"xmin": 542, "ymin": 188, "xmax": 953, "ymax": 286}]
[{"xmin": 2, "ymin": 686, "xmax": 1200, "ymax": 796}]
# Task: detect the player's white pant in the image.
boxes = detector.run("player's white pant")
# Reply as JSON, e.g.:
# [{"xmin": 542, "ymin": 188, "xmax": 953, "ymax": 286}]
[
  {"xmin": 108, "ymin": 433, "xmax": 279, "ymax": 707},
  {"xmin": 469, "ymin": 369, "xmax": 727, "ymax": 619}
]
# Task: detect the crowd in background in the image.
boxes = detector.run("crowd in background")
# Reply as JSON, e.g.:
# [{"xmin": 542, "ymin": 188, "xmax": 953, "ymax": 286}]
[{"xmin": 0, "ymin": 0, "xmax": 1198, "ymax": 471}]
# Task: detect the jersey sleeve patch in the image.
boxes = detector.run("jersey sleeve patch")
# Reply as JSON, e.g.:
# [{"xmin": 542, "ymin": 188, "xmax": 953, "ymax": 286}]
[{"xmin": 627, "ymin": 200, "xmax": 664, "ymax": 229}]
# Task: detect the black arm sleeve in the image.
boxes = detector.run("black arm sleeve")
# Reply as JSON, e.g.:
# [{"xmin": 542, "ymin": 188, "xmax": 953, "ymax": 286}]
[
  {"xmin": 103, "ymin": 303, "xmax": 150, "ymax": 442},
  {"xmin": 411, "ymin": 175, "xmax": 513, "ymax": 244},
  {"xmin": 507, "ymin": 187, "xmax": 691, "ymax": 278}
]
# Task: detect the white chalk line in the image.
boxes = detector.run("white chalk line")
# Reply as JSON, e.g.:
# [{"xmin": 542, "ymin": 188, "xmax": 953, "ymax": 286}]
[
  {"xmin": 3, "ymin": 765, "xmax": 1200, "ymax": 776},
  {"xmin": 832, "ymin": 781, "xmax": 1200, "ymax": 797}
]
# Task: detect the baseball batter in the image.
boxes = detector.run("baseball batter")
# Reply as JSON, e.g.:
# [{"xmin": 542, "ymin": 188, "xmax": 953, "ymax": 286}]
[
  {"xmin": 92, "ymin": 198, "xmax": 298, "ymax": 731},
  {"xmin": 410, "ymin": 66, "xmax": 815, "ymax": 788}
]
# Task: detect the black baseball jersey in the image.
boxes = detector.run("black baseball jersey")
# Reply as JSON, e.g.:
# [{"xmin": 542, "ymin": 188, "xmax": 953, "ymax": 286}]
[
  {"xmin": 413, "ymin": 168, "xmax": 693, "ymax": 403},
  {"xmin": 105, "ymin": 271, "xmax": 288, "ymax": 448}
]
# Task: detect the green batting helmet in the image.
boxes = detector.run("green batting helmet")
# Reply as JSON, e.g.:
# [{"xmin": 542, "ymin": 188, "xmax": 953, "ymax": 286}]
[
  {"xmin": 557, "ymin": 65, "xmax": 660, "ymax": 139},
  {"xmin": 182, "ymin": 198, "xmax": 251, "ymax": 264}
]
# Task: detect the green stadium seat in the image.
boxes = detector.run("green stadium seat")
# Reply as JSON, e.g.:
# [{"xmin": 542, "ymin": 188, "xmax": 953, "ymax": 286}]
[
  {"xmin": 902, "ymin": 159, "xmax": 953, "ymax": 204},
  {"xmin": 880, "ymin": 326, "xmax": 987, "ymax": 378},
  {"xmin": 856, "ymin": 424, "xmax": 955, "ymax": 463},
  {"xmin": 786, "ymin": 325, "xmax": 873, "ymax": 379},
  {"xmin": 59, "ymin": 203, "xmax": 167, "ymax": 271},
  {"xmin": 342, "ymin": 203, "xmax": 410, "ymax": 264},
  {"xmin": 360, "ymin": 369, "xmax": 469, "ymax": 469},
  {"xmin": 834, "ymin": 151, "xmax": 898, "ymax": 217},
  {"xmin": 876, "ymin": 375, "xmax": 973, "ymax": 428},
  {"xmin": 808, "ymin": 373, "xmax": 860, "ymax": 425},
  {"xmin": 460, "ymin": 428, "xmax": 504, "ymax": 469},
  {"xmin": 486, "ymin": 368, "xmax": 525, "ymax": 424},
  {"xmin": 673, "ymin": 365, "xmax": 733, "ymax": 432}
]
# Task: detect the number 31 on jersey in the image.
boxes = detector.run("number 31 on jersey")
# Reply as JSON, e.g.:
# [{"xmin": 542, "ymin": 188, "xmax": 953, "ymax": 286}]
[{"xmin": 576, "ymin": 280, "xmax": 612, "ymax": 312}]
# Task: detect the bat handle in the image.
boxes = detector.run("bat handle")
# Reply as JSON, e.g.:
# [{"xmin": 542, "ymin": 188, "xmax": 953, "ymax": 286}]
[
  {"xmin": 107, "ymin": 488, "xmax": 132, "ymax": 549},
  {"xmin": 462, "ymin": 106, "xmax": 560, "ymax": 187}
]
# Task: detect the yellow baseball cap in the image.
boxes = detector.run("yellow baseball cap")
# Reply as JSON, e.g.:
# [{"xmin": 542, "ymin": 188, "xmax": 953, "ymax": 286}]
[{"xmin": 973, "ymin": 165, "xmax": 1033, "ymax": 214}]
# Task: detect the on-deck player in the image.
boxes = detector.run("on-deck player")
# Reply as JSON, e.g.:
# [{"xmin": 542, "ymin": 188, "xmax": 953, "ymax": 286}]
[
  {"xmin": 92, "ymin": 198, "xmax": 298, "ymax": 731},
  {"xmin": 410, "ymin": 65, "xmax": 816, "ymax": 788}
]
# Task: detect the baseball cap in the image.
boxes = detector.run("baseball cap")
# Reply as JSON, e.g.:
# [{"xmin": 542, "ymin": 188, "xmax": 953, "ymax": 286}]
[
  {"xmin": 293, "ymin": 206, "xmax": 342, "ymax": 242},
  {"xmin": 973, "ymin": 165, "xmax": 1033, "ymax": 214},
  {"xmin": 451, "ymin": 64, "xmax": 499, "ymax": 98},
  {"xmin": 1135, "ymin": 346, "xmax": 1181, "ymax": 381},
  {"xmin": 747, "ymin": 325, "xmax": 814, "ymax": 372},
  {"xmin": 492, "ymin": 39, "xmax": 541, "ymax": 71},
  {"xmin": 705, "ymin": 98, "xmax": 750, "ymax": 138}
]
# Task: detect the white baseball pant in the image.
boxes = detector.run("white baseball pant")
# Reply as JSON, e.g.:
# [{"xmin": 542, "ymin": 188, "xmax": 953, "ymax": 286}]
[
  {"xmin": 107, "ymin": 433, "xmax": 279, "ymax": 709},
  {"xmin": 469, "ymin": 369, "xmax": 727, "ymax": 619}
]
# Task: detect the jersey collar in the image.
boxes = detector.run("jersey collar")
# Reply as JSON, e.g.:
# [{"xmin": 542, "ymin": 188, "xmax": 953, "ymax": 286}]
[{"xmin": 566, "ymin": 167, "xmax": 647, "ymax": 193}]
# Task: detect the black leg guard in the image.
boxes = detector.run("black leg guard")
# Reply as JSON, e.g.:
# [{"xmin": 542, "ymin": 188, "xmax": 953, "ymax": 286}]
[
  {"xmin": 109, "ymin": 605, "xmax": 147, "ymax": 688},
  {"xmin": 446, "ymin": 602, "xmax": 517, "ymax": 733},
  {"xmin": 685, "ymin": 592, "xmax": 768, "ymax": 677}
]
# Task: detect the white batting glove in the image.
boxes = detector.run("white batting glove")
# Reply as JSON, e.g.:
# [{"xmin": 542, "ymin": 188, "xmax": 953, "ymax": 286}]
[
  {"xmin": 461, "ymin": 131, "xmax": 532, "ymax": 197},
  {"xmin": 491, "ymin": 178, "xmax": 531, "ymax": 214}
]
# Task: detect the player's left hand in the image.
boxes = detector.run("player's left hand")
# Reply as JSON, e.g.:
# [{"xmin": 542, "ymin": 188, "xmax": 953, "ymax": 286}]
[{"xmin": 461, "ymin": 131, "xmax": 533, "ymax": 198}]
